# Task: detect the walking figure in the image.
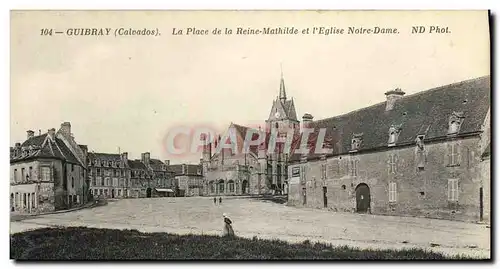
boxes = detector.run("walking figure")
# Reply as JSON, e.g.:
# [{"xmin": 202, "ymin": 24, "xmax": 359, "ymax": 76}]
[
  {"xmin": 213, "ymin": 197, "xmax": 217, "ymax": 205},
  {"xmin": 222, "ymin": 213, "xmax": 235, "ymax": 237},
  {"xmin": 219, "ymin": 197, "xmax": 222, "ymax": 204}
]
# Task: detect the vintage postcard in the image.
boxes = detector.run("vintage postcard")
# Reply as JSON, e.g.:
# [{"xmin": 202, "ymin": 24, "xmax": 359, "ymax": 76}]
[{"xmin": 9, "ymin": 10, "xmax": 491, "ymax": 260}]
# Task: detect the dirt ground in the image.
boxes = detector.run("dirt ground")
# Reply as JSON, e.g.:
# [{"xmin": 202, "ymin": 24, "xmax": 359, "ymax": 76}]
[{"xmin": 10, "ymin": 196, "xmax": 491, "ymax": 259}]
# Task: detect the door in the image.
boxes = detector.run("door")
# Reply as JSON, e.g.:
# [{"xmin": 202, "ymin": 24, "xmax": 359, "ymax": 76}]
[
  {"xmin": 242, "ymin": 180, "xmax": 249, "ymax": 194},
  {"xmin": 355, "ymin": 183, "xmax": 370, "ymax": 213},
  {"xmin": 323, "ymin": 187, "xmax": 328, "ymax": 208},
  {"xmin": 302, "ymin": 188, "xmax": 307, "ymax": 205},
  {"xmin": 146, "ymin": 188, "xmax": 152, "ymax": 198},
  {"xmin": 480, "ymin": 187, "xmax": 484, "ymax": 221},
  {"xmin": 111, "ymin": 189, "xmax": 115, "ymax": 198}
]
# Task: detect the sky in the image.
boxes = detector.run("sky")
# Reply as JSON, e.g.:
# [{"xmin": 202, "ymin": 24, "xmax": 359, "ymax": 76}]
[{"xmin": 10, "ymin": 10, "xmax": 490, "ymax": 164}]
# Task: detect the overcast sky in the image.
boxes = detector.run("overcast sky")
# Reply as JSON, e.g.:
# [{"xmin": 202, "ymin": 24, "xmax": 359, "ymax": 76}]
[{"xmin": 10, "ymin": 10, "xmax": 490, "ymax": 164}]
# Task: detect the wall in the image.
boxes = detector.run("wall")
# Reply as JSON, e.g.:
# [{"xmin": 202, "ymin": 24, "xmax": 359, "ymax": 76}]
[
  {"xmin": 10, "ymin": 159, "xmax": 63, "ymax": 213},
  {"xmin": 288, "ymin": 136, "xmax": 485, "ymax": 222}
]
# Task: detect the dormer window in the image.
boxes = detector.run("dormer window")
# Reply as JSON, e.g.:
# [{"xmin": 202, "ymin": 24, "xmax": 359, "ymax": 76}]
[
  {"xmin": 350, "ymin": 133, "xmax": 363, "ymax": 152},
  {"xmin": 388, "ymin": 125, "xmax": 402, "ymax": 146},
  {"xmin": 448, "ymin": 112, "xmax": 465, "ymax": 135}
]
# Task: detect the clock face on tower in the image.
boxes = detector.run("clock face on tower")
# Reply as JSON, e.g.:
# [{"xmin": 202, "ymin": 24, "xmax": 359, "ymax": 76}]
[{"xmin": 275, "ymin": 112, "xmax": 281, "ymax": 118}]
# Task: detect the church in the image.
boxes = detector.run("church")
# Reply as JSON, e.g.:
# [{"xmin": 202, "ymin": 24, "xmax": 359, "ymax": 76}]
[
  {"xmin": 286, "ymin": 76, "xmax": 491, "ymax": 223},
  {"xmin": 201, "ymin": 72, "xmax": 299, "ymax": 196}
]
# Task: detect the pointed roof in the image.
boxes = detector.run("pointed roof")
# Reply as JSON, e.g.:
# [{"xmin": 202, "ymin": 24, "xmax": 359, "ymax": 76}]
[
  {"xmin": 279, "ymin": 67, "xmax": 287, "ymax": 101},
  {"xmin": 11, "ymin": 133, "xmax": 81, "ymax": 165}
]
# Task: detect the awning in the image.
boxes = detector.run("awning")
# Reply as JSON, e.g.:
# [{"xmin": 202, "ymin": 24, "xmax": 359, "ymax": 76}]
[{"xmin": 155, "ymin": 188, "xmax": 174, "ymax": 192}]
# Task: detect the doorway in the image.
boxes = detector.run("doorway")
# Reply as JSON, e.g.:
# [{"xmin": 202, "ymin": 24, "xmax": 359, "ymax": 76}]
[
  {"xmin": 111, "ymin": 189, "xmax": 115, "ymax": 198},
  {"xmin": 355, "ymin": 183, "xmax": 370, "ymax": 213},
  {"xmin": 146, "ymin": 188, "xmax": 152, "ymax": 198},
  {"xmin": 302, "ymin": 188, "xmax": 307, "ymax": 205},
  {"xmin": 323, "ymin": 187, "xmax": 328, "ymax": 208}
]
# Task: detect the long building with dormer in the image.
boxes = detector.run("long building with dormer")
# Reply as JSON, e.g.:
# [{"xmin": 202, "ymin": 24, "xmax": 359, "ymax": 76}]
[{"xmin": 286, "ymin": 76, "xmax": 490, "ymax": 223}]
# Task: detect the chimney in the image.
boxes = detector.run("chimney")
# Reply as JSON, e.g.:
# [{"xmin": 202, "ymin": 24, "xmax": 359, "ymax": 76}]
[
  {"xmin": 385, "ymin": 88, "xmax": 406, "ymax": 111},
  {"xmin": 47, "ymin": 128, "xmax": 56, "ymax": 140},
  {"xmin": 164, "ymin": 160, "xmax": 170, "ymax": 166},
  {"xmin": 60, "ymin": 122, "xmax": 71, "ymax": 134},
  {"xmin": 301, "ymin": 113, "xmax": 314, "ymax": 131},
  {"xmin": 26, "ymin": 130, "xmax": 34, "ymax": 140},
  {"xmin": 38, "ymin": 129, "xmax": 41, "ymax": 135},
  {"xmin": 15, "ymin": 142, "xmax": 21, "ymax": 149},
  {"xmin": 122, "ymin": 152, "xmax": 128, "ymax": 162},
  {"xmin": 141, "ymin": 152, "xmax": 150, "ymax": 164},
  {"xmin": 182, "ymin": 164, "xmax": 187, "ymax": 174}
]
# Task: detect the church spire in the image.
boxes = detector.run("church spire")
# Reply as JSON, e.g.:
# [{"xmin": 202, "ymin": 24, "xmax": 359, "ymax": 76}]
[{"xmin": 279, "ymin": 63, "xmax": 287, "ymax": 102}]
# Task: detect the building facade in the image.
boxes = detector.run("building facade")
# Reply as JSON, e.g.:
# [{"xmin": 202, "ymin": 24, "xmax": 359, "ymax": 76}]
[
  {"xmin": 10, "ymin": 122, "xmax": 88, "ymax": 214},
  {"xmin": 88, "ymin": 152, "xmax": 130, "ymax": 199},
  {"xmin": 202, "ymin": 74, "xmax": 298, "ymax": 196},
  {"xmin": 88, "ymin": 151, "xmax": 175, "ymax": 199},
  {"xmin": 287, "ymin": 76, "xmax": 491, "ymax": 223},
  {"xmin": 169, "ymin": 164, "xmax": 203, "ymax": 197}
]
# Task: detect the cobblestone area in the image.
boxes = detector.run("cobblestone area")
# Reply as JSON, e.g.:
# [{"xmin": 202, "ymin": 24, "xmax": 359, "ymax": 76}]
[{"xmin": 10, "ymin": 197, "xmax": 490, "ymax": 258}]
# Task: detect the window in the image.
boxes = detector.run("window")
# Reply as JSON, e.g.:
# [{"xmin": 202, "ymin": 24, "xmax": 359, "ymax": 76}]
[
  {"xmin": 350, "ymin": 158, "xmax": 358, "ymax": 176},
  {"xmin": 448, "ymin": 121, "xmax": 460, "ymax": 134},
  {"xmin": 29, "ymin": 167, "xmax": 32, "ymax": 180},
  {"xmin": 228, "ymin": 181, "xmax": 235, "ymax": 192},
  {"xmin": 447, "ymin": 143, "xmax": 461, "ymax": 166},
  {"xmin": 92, "ymin": 178, "xmax": 96, "ymax": 186},
  {"xmin": 448, "ymin": 112, "xmax": 464, "ymax": 135},
  {"xmin": 41, "ymin": 167, "xmax": 51, "ymax": 181},
  {"xmin": 96, "ymin": 168, "xmax": 101, "ymax": 176},
  {"xmin": 13, "ymin": 169, "xmax": 18, "ymax": 182},
  {"xmin": 448, "ymin": 179, "xmax": 459, "ymax": 201},
  {"xmin": 388, "ymin": 154, "xmax": 397, "ymax": 174},
  {"xmin": 101, "ymin": 178, "xmax": 105, "ymax": 186},
  {"xmin": 389, "ymin": 182, "xmax": 397, "ymax": 202},
  {"xmin": 71, "ymin": 177, "xmax": 75, "ymax": 188},
  {"xmin": 21, "ymin": 168, "xmax": 25, "ymax": 182},
  {"xmin": 71, "ymin": 164, "xmax": 74, "ymax": 172},
  {"xmin": 300, "ymin": 165, "xmax": 307, "ymax": 183}
]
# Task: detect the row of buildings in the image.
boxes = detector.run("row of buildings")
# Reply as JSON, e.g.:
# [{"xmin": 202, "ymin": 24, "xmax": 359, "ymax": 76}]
[
  {"xmin": 11, "ymin": 73, "xmax": 491, "ymax": 223},
  {"xmin": 199, "ymin": 74, "xmax": 491, "ymax": 223},
  {"xmin": 10, "ymin": 122, "xmax": 203, "ymax": 214}
]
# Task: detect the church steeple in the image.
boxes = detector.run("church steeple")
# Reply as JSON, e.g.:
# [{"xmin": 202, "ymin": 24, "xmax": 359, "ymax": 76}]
[{"xmin": 279, "ymin": 64, "xmax": 287, "ymax": 102}]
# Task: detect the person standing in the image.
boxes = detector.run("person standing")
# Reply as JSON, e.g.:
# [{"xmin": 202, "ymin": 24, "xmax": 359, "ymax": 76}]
[
  {"xmin": 222, "ymin": 213, "xmax": 235, "ymax": 237},
  {"xmin": 219, "ymin": 197, "xmax": 222, "ymax": 204},
  {"xmin": 213, "ymin": 197, "xmax": 217, "ymax": 205}
]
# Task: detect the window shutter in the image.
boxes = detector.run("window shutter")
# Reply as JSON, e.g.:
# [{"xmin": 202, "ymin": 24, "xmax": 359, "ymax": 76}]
[{"xmin": 445, "ymin": 144, "xmax": 453, "ymax": 166}]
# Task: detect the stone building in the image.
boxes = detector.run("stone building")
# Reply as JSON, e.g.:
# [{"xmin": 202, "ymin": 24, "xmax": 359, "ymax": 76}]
[
  {"xmin": 168, "ymin": 164, "xmax": 203, "ymax": 197},
  {"xmin": 287, "ymin": 76, "xmax": 491, "ymax": 223},
  {"xmin": 202, "ymin": 73, "xmax": 298, "ymax": 196},
  {"xmin": 88, "ymin": 151, "xmax": 175, "ymax": 199},
  {"xmin": 10, "ymin": 122, "xmax": 88, "ymax": 214},
  {"xmin": 142, "ymin": 153, "xmax": 175, "ymax": 197},
  {"xmin": 88, "ymin": 152, "xmax": 130, "ymax": 199}
]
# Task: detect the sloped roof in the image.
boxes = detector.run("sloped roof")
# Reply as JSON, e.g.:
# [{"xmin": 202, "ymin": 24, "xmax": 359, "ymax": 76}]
[
  {"xmin": 168, "ymin": 164, "xmax": 202, "ymax": 176},
  {"xmin": 283, "ymin": 99, "xmax": 298, "ymax": 121},
  {"xmin": 11, "ymin": 133, "xmax": 81, "ymax": 165},
  {"xmin": 88, "ymin": 152, "xmax": 121, "ymax": 161},
  {"xmin": 128, "ymin": 159, "xmax": 147, "ymax": 170},
  {"xmin": 289, "ymin": 76, "xmax": 491, "ymax": 162}
]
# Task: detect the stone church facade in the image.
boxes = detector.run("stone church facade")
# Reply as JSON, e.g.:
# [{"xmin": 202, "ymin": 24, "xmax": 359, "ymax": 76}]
[
  {"xmin": 202, "ymin": 73, "xmax": 299, "ymax": 196},
  {"xmin": 287, "ymin": 76, "xmax": 491, "ymax": 223}
]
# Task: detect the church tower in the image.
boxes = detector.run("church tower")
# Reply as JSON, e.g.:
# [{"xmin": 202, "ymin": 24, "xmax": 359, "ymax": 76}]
[
  {"xmin": 264, "ymin": 67, "xmax": 300, "ymax": 194},
  {"xmin": 265, "ymin": 67, "xmax": 300, "ymax": 134}
]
